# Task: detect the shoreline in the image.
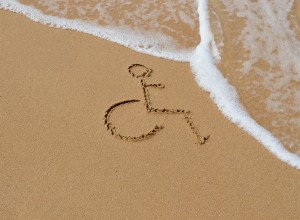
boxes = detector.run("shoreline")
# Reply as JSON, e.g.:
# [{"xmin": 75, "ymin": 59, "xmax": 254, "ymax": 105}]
[
  {"xmin": 2, "ymin": 0, "xmax": 299, "ymax": 168},
  {"xmin": 1, "ymin": 10, "xmax": 300, "ymax": 219},
  {"xmin": 209, "ymin": 0, "xmax": 300, "ymax": 156}
]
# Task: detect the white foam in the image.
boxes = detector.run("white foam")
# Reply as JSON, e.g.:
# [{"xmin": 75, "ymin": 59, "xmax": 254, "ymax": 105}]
[
  {"xmin": 220, "ymin": 0, "xmax": 300, "ymax": 150},
  {"xmin": 192, "ymin": 0, "xmax": 300, "ymax": 169},
  {"xmin": 1, "ymin": 0, "xmax": 300, "ymax": 168},
  {"xmin": 0, "ymin": 0, "xmax": 193, "ymax": 62}
]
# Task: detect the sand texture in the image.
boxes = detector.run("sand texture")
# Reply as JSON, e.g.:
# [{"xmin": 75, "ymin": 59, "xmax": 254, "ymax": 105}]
[{"xmin": 1, "ymin": 10, "xmax": 300, "ymax": 219}]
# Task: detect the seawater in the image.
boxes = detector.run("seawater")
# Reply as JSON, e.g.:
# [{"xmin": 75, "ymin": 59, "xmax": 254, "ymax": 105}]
[
  {"xmin": 0, "ymin": 0, "xmax": 299, "ymax": 168},
  {"xmin": 215, "ymin": 0, "xmax": 300, "ymax": 153}
]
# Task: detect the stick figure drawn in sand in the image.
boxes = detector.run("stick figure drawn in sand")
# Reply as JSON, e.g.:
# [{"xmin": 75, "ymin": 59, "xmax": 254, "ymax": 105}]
[{"xmin": 104, "ymin": 64, "xmax": 210, "ymax": 144}]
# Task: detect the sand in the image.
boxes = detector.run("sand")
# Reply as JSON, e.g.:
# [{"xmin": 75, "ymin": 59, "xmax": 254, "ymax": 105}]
[
  {"xmin": 1, "ymin": 10, "xmax": 300, "ymax": 219},
  {"xmin": 291, "ymin": 0, "xmax": 300, "ymax": 39},
  {"xmin": 209, "ymin": 0, "xmax": 300, "ymax": 152}
]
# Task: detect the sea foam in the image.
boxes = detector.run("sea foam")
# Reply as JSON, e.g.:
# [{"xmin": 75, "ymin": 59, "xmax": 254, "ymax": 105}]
[
  {"xmin": 220, "ymin": 0, "xmax": 300, "ymax": 150},
  {"xmin": 1, "ymin": 0, "xmax": 300, "ymax": 168},
  {"xmin": 192, "ymin": 0, "xmax": 300, "ymax": 169},
  {"xmin": 0, "ymin": 0, "xmax": 193, "ymax": 62}
]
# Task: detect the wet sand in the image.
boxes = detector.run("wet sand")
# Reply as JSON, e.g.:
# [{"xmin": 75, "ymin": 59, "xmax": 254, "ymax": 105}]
[
  {"xmin": 1, "ymin": 10, "xmax": 300, "ymax": 219},
  {"xmin": 209, "ymin": 0, "xmax": 300, "ymax": 152}
]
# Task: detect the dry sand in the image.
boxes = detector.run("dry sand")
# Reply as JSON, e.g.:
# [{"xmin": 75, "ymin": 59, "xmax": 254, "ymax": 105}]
[{"xmin": 1, "ymin": 10, "xmax": 300, "ymax": 219}]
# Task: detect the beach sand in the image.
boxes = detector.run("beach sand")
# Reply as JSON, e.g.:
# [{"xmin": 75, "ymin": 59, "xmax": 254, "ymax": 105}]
[
  {"xmin": 1, "ymin": 10, "xmax": 300, "ymax": 219},
  {"xmin": 291, "ymin": 0, "xmax": 300, "ymax": 37},
  {"xmin": 209, "ymin": 0, "xmax": 300, "ymax": 153}
]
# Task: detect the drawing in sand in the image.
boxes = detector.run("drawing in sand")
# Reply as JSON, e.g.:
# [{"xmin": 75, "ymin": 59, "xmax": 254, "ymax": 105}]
[{"xmin": 104, "ymin": 64, "xmax": 210, "ymax": 144}]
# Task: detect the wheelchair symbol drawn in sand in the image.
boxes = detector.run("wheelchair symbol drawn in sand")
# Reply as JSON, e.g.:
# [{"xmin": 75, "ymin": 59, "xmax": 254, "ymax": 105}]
[{"xmin": 104, "ymin": 64, "xmax": 210, "ymax": 144}]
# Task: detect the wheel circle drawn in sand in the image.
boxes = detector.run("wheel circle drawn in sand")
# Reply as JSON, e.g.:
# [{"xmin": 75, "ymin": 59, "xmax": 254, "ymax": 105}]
[
  {"xmin": 104, "ymin": 64, "xmax": 210, "ymax": 144},
  {"xmin": 104, "ymin": 99, "xmax": 164, "ymax": 141}
]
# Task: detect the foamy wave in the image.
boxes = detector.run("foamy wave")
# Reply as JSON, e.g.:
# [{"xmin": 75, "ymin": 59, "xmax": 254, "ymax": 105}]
[
  {"xmin": 0, "ymin": 0, "xmax": 193, "ymax": 62},
  {"xmin": 192, "ymin": 0, "xmax": 300, "ymax": 169},
  {"xmin": 220, "ymin": 0, "xmax": 300, "ymax": 150},
  {"xmin": 1, "ymin": 0, "xmax": 300, "ymax": 168}
]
